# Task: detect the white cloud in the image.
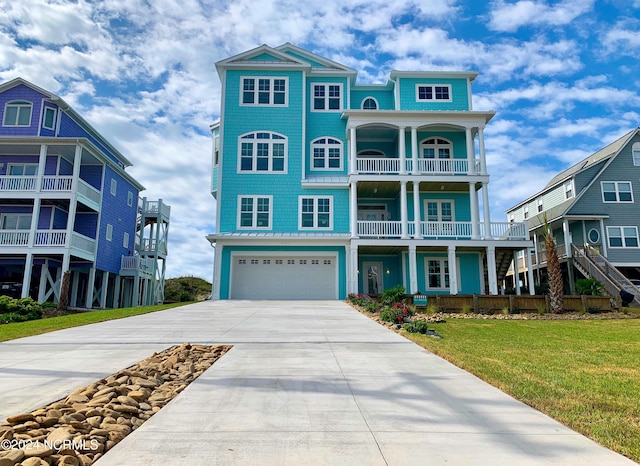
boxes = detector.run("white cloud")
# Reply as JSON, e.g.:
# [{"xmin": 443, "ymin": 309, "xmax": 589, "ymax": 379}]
[
  {"xmin": 488, "ymin": 0, "xmax": 595, "ymax": 32},
  {"xmin": 602, "ymin": 19, "xmax": 640, "ymax": 55}
]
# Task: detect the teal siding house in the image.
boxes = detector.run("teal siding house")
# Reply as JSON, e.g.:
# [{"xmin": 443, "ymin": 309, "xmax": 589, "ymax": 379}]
[{"xmin": 207, "ymin": 44, "xmax": 532, "ymax": 300}]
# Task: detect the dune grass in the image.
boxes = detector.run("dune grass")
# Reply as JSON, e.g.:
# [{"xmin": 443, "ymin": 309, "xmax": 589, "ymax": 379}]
[
  {"xmin": 404, "ymin": 318, "xmax": 640, "ymax": 463},
  {"xmin": 0, "ymin": 302, "xmax": 190, "ymax": 342}
]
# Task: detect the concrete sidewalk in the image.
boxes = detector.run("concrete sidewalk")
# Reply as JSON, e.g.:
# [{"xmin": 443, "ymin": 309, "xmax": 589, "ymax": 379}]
[{"xmin": 0, "ymin": 301, "xmax": 635, "ymax": 465}]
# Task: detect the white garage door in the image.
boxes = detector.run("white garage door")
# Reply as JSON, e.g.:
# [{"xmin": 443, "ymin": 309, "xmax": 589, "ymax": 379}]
[{"xmin": 230, "ymin": 255, "xmax": 337, "ymax": 299}]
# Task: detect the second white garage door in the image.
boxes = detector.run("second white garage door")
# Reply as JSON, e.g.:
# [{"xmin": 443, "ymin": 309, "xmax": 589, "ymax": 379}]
[{"xmin": 230, "ymin": 255, "xmax": 337, "ymax": 299}]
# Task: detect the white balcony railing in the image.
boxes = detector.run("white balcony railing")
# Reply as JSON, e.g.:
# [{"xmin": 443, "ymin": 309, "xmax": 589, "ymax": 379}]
[
  {"xmin": 70, "ymin": 232, "xmax": 96, "ymax": 255},
  {"xmin": 355, "ymin": 158, "xmax": 480, "ymax": 175},
  {"xmin": 78, "ymin": 179, "xmax": 101, "ymax": 205},
  {"xmin": 41, "ymin": 176, "xmax": 73, "ymax": 192},
  {"xmin": 140, "ymin": 238, "xmax": 167, "ymax": 254},
  {"xmin": 357, "ymin": 221, "xmax": 402, "ymax": 237},
  {"xmin": 0, "ymin": 230, "xmax": 29, "ymax": 245},
  {"xmin": 34, "ymin": 230, "xmax": 67, "ymax": 246},
  {"xmin": 0, "ymin": 176, "xmax": 37, "ymax": 191},
  {"xmin": 355, "ymin": 220, "xmax": 528, "ymax": 240},
  {"xmin": 120, "ymin": 256, "xmax": 155, "ymax": 276},
  {"xmin": 421, "ymin": 221, "xmax": 473, "ymax": 238}
]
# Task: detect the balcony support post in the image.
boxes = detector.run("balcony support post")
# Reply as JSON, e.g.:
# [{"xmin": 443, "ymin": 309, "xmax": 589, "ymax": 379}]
[
  {"xmin": 412, "ymin": 181, "xmax": 422, "ymax": 239},
  {"xmin": 482, "ymin": 183, "xmax": 492, "ymax": 239},
  {"xmin": 398, "ymin": 126, "xmax": 407, "ymax": 175},
  {"xmin": 400, "ymin": 181, "xmax": 409, "ymax": 239},
  {"xmin": 411, "ymin": 126, "xmax": 419, "ymax": 175},
  {"xmin": 100, "ymin": 271, "xmax": 109, "ymax": 309},
  {"xmin": 37, "ymin": 144, "xmax": 48, "ymax": 192},
  {"xmin": 466, "ymin": 127, "xmax": 475, "ymax": 175},
  {"xmin": 513, "ymin": 250, "xmax": 521, "ymax": 295},
  {"xmin": 469, "ymin": 182, "xmax": 480, "ymax": 239},
  {"xmin": 527, "ymin": 249, "xmax": 536, "ymax": 295},
  {"xmin": 71, "ymin": 271, "xmax": 80, "ymax": 307},
  {"xmin": 348, "ymin": 244, "xmax": 358, "ymax": 294},
  {"xmin": 21, "ymin": 253, "xmax": 33, "ymax": 299},
  {"xmin": 38, "ymin": 259, "xmax": 49, "ymax": 303},
  {"xmin": 85, "ymin": 266, "xmax": 96, "ymax": 308},
  {"xmin": 448, "ymin": 245, "xmax": 458, "ymax": 295},
  {"xmin": 478, "ymin": 128, "xmax": 487, "ymax": 174},
  {"xmin": 486, "ymin": 245, "xmax": 498, "ymax": 295},
  {"xmin": 113, "ymin": 275, "xmax": 121, "ymax": 308},
  {"xmin": 350, "ymin": 181, "xmax": 358, "ymax": 238},
  {"xmin": 349, "ymin": 126, "xmax": 357, "ymax": 174},
  {"xmin": 408, "ymin": 245, "xmax": 418, "ymax": 294}
]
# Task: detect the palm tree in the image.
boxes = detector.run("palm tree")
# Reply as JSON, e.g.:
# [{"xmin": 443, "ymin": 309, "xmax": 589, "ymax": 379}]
[{"xmin": 542, "ymin": 213, "xmax": 563, "ymax": 313}]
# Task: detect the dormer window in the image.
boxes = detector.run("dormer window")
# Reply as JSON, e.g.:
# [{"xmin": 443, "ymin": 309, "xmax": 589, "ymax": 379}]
[
  {"xmin": 43, "ymin": 107, "xmax": 56, "ymax": 130},
  {"xmin": 416, "ymin": 85, "xmax": 451, "ymax": 102},
  {"xmin": 362, "ymin": 97, "xmax": 378, "ymax": 110},
  {"xmin": 3, "ymin": 100, "xmax": 32, "ymax": 126}
]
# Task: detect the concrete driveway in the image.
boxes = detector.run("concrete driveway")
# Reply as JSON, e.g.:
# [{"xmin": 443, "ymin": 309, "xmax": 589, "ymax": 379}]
[{"xmin": 0, "ymin": 300, "xmax": 635, "ymax": 465}]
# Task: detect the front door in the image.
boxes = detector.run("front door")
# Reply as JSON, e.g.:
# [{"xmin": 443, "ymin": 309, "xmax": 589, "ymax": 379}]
[{"xmin": 363, "ymin": 261, "xmax": 383, "ymax": 295}]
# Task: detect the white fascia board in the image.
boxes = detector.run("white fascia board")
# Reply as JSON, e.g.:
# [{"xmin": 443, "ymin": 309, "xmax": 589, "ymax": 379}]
[{"xmin": 389, "ymin": 70, "xmax": 479, "ymax": 82}]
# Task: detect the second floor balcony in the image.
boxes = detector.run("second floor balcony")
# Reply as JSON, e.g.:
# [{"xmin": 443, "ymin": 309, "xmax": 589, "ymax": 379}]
[
  {"xmin": 356, "ymin": 220, "xmax": 527, "ymax": 240},
  {"xmin": 355, "ymin": 157, "xmax": 481, "ymax": 176},
  {"xmin": 0, "ymin": 229, "xmax": 96, "ymax": 257}
]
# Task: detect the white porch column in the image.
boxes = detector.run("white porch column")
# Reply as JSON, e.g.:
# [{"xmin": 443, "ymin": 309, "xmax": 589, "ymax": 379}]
[
  {"xmin": 408, "ymin": 245, "xmax": 418, "ymax": 294},
  {"xmin": 398, "ymin": 126, "xmax": 407, "ymax": 174},
  {"xmin": 211, "ymin": 244, "xmax": 223, "ymax": 300},
  {"xmin": 465, "ymin": 127, "xmax": 474, "ymax": 175},
  {"xmin": 563, "ymin": 219, "xmax": 572, "ymax": 258},
  {"xmin": 349, "ymin": 244, "xmax": 358, "ymax": 294},
  {"xmin": 349, "ymin": 127, "xmax": 357, "ymax": 174},
  {"xmin": 527, "ymin": 248, "xmax": 535, "ymax": 295},
  {"xmin": 85, "ymin": 267, "xmax": 96, "ymax": 309},
  {"xmin": 37, "ymin": 144, "xmax": 48, "ymax": 191},
  {"xmin": 21, "ymin": 253, "xmax": 33, "ymax": 299},
  {"xmin": 482, "ymin": 183, "xmax": 492, "ymax": 239},
  {"xmin": 513, "ymin": 251, "xmax": 521, "ymax": 295},
  {"xmin": 411, "ymin": 126, "xmax": 419, "ymax": 174},
  {"xmin": 400, "ymin": 181, "xmax": 409, "ymax": 239},
  {"xmin": 469, "ymin": 182, "xmax": 480, "ymax": 239},
  {"xmin": 28, "ymin": 197, "xmax": 41, "ymax": 247},
  {"xmin": 100, "ymin": 271, "xmax": 109, "ymax": 309},
  {"xmin": 448, "ymin": 245, "xmax": 458, "ymax": 295},
  {"xmin": 478, "ymin": 128, "xmax": 487, "ymax": 174},
  {"xmin": 38, "ymin": 259, "xmax": 48, "ymax": 303},
  {"xmin": 350, "ymin": 181, "xmax": 358, "ymax": 238},
  {"xmin": 412, "ymin": 181, "xmax": 422, "ymax": 239},
  {"xmin": 486, "ymin": 245, "xmax": 498, "ymax": 295},
  {"xmin": 599, "ymin": 218, "xmax": 607, "ymax": 257}
]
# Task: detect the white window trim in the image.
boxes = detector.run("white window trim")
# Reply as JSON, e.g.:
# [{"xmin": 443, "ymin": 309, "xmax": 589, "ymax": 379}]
[
  {"xmin": 7, "ymin": 163, "xmax": 39, "ymax": 176},
  {"xmin": 123, "ymin": 232, "xmax": 129, "ymax": 248},
  {"xmin": 240, "ymin": 76, "xmax": 288, "ymax": 107},
  {"xmin": 424, "ymin": 257, "xmax": 461, "ymax": 291},
  {"xmin": 587, "ymin": 228, "xmax": 600, "ymax": 244},
  {"xmin": 110, "ymin": 179, "xmax": 117, "ymax": 196},
  {"xmin": 564, "ymin": 180, "xmax": 574, "ymax": 199},
  {"xmin": 3, "ymin": 100, "xmax": 32, "ymax": 127},
  {"xmin": 537, "ymin": 198, "xmax": 543, "ymax": 212},
  {"xmin": 416, "ymin": 84, "xmax": 452, "ymax": 102},
  {"xmin": 310, "ymin": 137, "xmax": 343, "ymax": 171},
  {"xmin": 420, "ymin": 137, "xmax": 452, "ymax": 159},
  {"xmin": 312, "ymin": 83, "xmax": 343, "ymax": 112},
  {"xmin": 106, "ymin": 224, "xmax": 113, "ymax": 241},
  {"xmin": 237, "ymin": 195, "xmax": 273, "ymax": 230},
  {"xmin": 523, "ymin": 206, "xmax": 529, "ymax": 219},
  {"xmin": 632, "ymin": 143, "xmax": 640, "ymax": 166},
  {"xmin": 42, "ymin": 107, "xmax": 56, "ymax": 130},
  {"xmin": 237, "ymin": 131, "xmax": 288, "ymax": 174},
  {"xmin": 607, "ymin": 226, "xmax": 639, "ymax": 248},
  {"xmin": 601, "ymin": 181, "xmax": 633, "ymax": 203},
  {"xmin": 424, "ymin": 199, "xmax": 455, "ymax": 222},
  {"xmin": 298, "ymin": 196, "xmax": 333, "ymax": 230},
  {"xmin": 361, "ymin": 97, "xmax": 378, "ymax": 110},
  {"xmin": 127, "ymin": 191, "xmax": 133, "ymax": 207}
]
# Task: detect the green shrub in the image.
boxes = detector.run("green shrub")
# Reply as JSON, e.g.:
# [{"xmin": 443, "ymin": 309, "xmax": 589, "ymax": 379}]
[
  {"xmin": 403, "ymin": 320, "xmax": 429, "ymax": 334},
  {"xmin": 0, "ymin": 297, "xmax": 43, "ymax": 323},
  {"xmin": 576, "ymin": 278, "xmax": 604, "ymax": 296},
  {"xmin": 379, "ymin": 285, "xmax": 406, "ymax": 306}
]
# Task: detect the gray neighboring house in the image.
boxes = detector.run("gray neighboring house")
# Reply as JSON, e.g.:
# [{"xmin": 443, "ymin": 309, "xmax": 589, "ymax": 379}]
[{"xmin": 506, "ymin": 128, "xmax": 640, "ymax": 303}]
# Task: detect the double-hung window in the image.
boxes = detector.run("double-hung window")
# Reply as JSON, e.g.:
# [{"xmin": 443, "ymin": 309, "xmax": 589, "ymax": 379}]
[
  {"xmin": 238, "ymin": 132, "xmax": 287, "ymax": 173},
  {"xmin": 416, "ymin": 85, "xmax": 451, "ymax": 102},
  {"xmin": 313, "ymin": 84, "xmax": 342, "ymax": 111},
  {"xmin": 238, "ymin": 196, "xmax": 272, "ymax": 229},
  {"xmin": 299, "ymin": 197, "xmax": 332, "ymax": 229},
  {"xmin": 3, "ymin": 100, "xmax": 32, "ymax": 126},
  {"xmin": 43, "ymin": 107, "xmax": 56, "ymax": 130},
  {"xmin": 564, "ymin": 181, "xmax": 574, "ymax": 199},
  {"xmin": 602, "ymin": 181, "xmax": 633, "ymax": 202},
  {"xmin": 311, "ymin": 137, "xmax": 342, "ymax": 170},
  {"xmin": 241, "ymin": 77, "xmax": 287, "ymax": 106},
  {"xmin": 607, "ymin": 226, "xmax": 639, "ymax": 248},
  {"xmin": 633, "ymin": 143, "xmax": 640, "ymax": 166},
  {"xmin": 1, "ymin": 214, "xmax": 32, "ymax": 230}
]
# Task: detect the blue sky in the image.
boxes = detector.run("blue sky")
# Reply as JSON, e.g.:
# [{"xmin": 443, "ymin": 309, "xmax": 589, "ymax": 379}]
[{"xmin": 1, "ymin": 0, "xmax": 639, "ymax": 280}]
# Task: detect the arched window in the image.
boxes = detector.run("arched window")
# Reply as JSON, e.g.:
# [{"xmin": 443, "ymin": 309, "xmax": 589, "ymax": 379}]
[
  {"xmin": 311, "ymin": 137, "xmax": 342, "ymax": 170},
  {"xmin": 238, "ymin": 131, "xmax": 287, "ymax": 172},
  {"xmin": 361, "ymin": 97, "xmax": 378, "ymax": 110},
  {"xmin": 3, "ymin": 100, "xmax": 32, "ymax": 126},
  {"xmin": 420, "ymin": 137, "xmax": 452, "ymax": 159}
]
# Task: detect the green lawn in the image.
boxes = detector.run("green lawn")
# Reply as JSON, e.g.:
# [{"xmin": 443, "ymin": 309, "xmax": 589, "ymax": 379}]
[
  {"xmin": 404, "ymin": 318, "xmax": 640, "ymax": 463},
  {"xmin": 0, "ymin": 302, "xmax": 190, "ymax": 342}
]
